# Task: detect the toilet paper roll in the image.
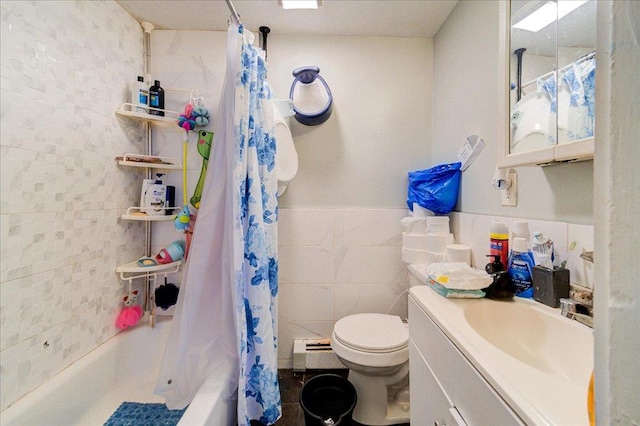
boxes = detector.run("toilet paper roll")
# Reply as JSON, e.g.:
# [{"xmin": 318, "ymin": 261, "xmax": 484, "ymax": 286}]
[
  {"xmin": 402, "ymin": 247, "xmax": 430, "ymax": 265},
  {"xmin": 426, "ymin": 251, "xmax": 444, "ymax": 265},
  {"xmin": 400, "ymin": 216, "xmax": 428, "ymax": 235},
  {"xmin": 402, "ymin": 232, "xmax": 429, "ymax": 250},
  {"xmin": 425, "ymin": 233, "xmax": 455, "ymax": 254},
  {"xmin": 426, "ymin": 216, "xmax": 450, "ymax": 234},
  {"xmin": 443, "ymin": 244, "xmax": 471, "ymax": 265}
]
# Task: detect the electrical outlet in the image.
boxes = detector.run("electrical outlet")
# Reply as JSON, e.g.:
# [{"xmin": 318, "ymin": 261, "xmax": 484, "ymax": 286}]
[{"xmin": 501, "ymin": 170, "xmax": 517, "ymax": 206}]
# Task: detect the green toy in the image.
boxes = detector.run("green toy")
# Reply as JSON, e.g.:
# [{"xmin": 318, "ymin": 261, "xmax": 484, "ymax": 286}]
[{"xmin": 190, "ymin": 130, "xmax": 213, "ymax": 209}]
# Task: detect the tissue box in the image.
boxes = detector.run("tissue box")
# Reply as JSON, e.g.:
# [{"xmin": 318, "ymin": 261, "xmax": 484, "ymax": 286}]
[{"xmin": 532, "ymin": 266, "xmax": 570, "ymax": 308}]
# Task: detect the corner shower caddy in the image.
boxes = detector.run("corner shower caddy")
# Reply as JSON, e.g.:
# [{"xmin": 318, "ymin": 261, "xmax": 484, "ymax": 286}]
[{"xmin": 115, "ymin": 104, "xmax": 185, "ymax": 327}]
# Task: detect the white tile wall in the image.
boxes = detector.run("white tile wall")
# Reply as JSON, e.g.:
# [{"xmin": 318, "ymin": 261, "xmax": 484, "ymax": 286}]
[
  {"xmin": 0, "ymin": 0, "xmax": 146, "ymax": 410},
  {"xmin": 277, "ymin": 208, "xmax": 409, "ymax": 368},
  {"xmin": 277, "ymin": 209, "xmax": 594, "ymax": 368}
]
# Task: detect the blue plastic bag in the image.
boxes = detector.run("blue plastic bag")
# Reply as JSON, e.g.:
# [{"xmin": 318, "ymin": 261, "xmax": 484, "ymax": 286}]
[{"xmin": 407, "ymin": 162, "xmax": 462, "ymax": 215}]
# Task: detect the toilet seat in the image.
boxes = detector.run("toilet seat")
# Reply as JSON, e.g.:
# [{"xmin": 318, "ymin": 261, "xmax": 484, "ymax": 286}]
[{"xmin": 334, "ymin": 313, "xmax": 408, "ymax": 353}]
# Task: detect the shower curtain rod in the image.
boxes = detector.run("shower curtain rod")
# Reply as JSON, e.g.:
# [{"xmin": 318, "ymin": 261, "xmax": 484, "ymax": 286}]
[
  {"xmin": 225, "ymin": 0, "xmax": 242, "ymax": 25},
  {"xmin": 522, "ymin": 50, "xmax": 595, "ymax": 89}
]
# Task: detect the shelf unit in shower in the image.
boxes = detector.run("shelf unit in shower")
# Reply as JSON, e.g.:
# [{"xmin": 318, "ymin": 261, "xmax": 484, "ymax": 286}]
[{"xmin": 115, "ymin": 105, "xmax": 185, "ymax": 327}]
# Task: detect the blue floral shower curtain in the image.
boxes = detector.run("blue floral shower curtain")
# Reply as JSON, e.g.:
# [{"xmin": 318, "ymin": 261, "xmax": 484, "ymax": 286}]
[
  {"xmin": 230, "ymin": 25, "xmax": 281, "ymax": 425},
  {"xmin": 154, "ymin": 24, "xmax": 281, "ymax": 425}
]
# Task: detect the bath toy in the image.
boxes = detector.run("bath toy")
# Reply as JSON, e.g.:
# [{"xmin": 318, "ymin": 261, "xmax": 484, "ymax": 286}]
[
  {"xmin": 174, "ymin": 205, "xmax": 191, "ymax": 231},
  {"xmin": 155, "ymin": 240, "xmax": 185, "ymax": 264},
  {"xmin": 115, "ymin": 290, "xmax": 143, "ymax": 329},
  {"xmin": 190, "ymin": 130, "xmax": 214, "ymax": 209}
]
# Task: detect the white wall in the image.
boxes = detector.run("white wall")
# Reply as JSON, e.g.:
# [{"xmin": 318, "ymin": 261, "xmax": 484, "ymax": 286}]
[
  {"xmin": 432, "ymin": 0, "xmax": 593, "ymax": 225},
  {"xmin": 268, "ymin": 35, "xmax": 432, "ymax": 208},
  {"xmin": 0, "ymin": 0, "xmax": 146, "ymax": 410},
  {"xmin": 594, "ymin": 1, "xmax": 640, "ymax": 423}
]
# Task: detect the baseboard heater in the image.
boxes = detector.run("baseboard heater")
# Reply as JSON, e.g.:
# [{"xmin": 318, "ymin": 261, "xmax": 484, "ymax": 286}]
[{"xmin": 293, "ymin": 339, "xmax": 344, "ymax": 372}]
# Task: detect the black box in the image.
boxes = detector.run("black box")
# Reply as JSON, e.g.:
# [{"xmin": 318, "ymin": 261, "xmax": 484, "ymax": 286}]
[{"xmin": 532, "ymin": 266, "xmax": 570, "ymax": 308}]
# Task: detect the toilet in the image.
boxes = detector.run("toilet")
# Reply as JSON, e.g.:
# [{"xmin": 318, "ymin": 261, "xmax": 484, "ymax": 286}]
[
  {"xmin": 331, "ymin": 313, "xmax": 410, "ymax": 425},
  {"xmin": 272, "ymin": 100, "xmax": 298, "ymax": 196}
]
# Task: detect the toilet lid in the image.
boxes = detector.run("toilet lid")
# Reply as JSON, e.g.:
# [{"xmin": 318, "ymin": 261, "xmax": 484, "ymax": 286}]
[{"xmin": 333, "ymin": 313, "xmax": 408, "ymax": 353}]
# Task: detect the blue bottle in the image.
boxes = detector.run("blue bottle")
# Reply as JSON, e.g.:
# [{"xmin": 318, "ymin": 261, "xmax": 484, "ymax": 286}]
[{"xmin": 508, "ymin": 237, "xmax": 535, "ymax": 298}]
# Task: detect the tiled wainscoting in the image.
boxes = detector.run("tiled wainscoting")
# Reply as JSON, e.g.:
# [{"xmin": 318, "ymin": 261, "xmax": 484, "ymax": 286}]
[
  {"xmin": 277, "ymin": 208, "xmax": 410, "ymax": 368},
  {"xmin": 276, "ymin": 209, "xmax": 594, "ymax": 368}
]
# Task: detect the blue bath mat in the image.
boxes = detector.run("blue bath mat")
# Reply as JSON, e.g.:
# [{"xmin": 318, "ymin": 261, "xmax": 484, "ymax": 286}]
[{"xmin": 104, "ymin": 402, "xmax": 186, "ymax": 426}]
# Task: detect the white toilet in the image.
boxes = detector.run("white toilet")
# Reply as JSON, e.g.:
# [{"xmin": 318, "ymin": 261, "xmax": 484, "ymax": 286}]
[
  {"xmin": 331, "ymin": 313, "xmax": 410, "ymax": 425},
  {"xmin": 272, "ymin": 100, "xmax": 298, "ymax": 196}
]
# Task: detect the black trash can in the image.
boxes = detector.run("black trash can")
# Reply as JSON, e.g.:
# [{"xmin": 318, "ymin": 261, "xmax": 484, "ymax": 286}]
[{"xmin": 299, "ymin": 374, "xmax": 357, "ymax": 425}]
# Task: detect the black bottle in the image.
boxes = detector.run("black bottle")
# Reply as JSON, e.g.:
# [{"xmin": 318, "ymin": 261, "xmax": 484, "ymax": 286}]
[{"xmin": 149, "ymin": 80, "xmax": 165, "ymax": 116}]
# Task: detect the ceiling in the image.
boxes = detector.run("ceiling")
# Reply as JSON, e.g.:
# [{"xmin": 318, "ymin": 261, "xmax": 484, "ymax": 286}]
[{"xmin": 115, "ymin": 0, "xmax": 458, "ymax": 38}]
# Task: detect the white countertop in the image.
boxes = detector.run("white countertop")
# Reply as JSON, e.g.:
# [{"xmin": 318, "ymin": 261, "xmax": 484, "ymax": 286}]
[{"xmin": 409, "ymin": 284, "xmax": 593, "ymax": 425}]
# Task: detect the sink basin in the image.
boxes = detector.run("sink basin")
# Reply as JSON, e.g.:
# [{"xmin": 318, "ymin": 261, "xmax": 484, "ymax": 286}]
[
  {"xmin": 462, "ymin": 299, "xmax": 592, "ymax": 384},
  {"xmin": 409, "ymin": 279, "xmax": 594, "ymax": 425}
]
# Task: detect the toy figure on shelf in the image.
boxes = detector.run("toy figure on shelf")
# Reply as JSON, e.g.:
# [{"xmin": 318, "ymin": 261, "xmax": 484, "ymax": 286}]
[{"xmin": 115, "ymin": 290, "xmax": 143, "ymax": 330}]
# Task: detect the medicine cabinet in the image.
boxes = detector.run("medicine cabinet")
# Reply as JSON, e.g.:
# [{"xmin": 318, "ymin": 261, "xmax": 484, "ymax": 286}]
[{"xmin": 498, "ymin": 0, "xmax": 596, "ymax": 167}]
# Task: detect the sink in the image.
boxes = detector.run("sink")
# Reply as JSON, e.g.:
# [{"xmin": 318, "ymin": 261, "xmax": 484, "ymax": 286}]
[
  {"xmin": 462, "ymin": 299, "xmax": 592, "ymax": 384},
  {"xmin": 409, "ymin": 282, "xmax": 594, "ymax": 425}
]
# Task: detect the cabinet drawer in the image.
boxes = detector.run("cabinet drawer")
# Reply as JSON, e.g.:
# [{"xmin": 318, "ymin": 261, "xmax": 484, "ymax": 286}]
[{"xmin": 409, "ymin": 296, "xmax": 524, "ymax": 425}]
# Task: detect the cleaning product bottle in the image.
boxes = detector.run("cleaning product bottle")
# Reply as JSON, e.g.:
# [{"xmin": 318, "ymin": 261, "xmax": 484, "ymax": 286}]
[
  {"xmin": 149, "ymin": 80, "xmax": 165, "ymax": 116},
  {"xmin": 130, "ymin": 75, "xmax": 148, "ymax": 113},
  {"xmin": 490, "ymin": 220, "xmax": 509, "ymax": 268},
  {"xmin": 508, "ymin": 237, "xmax": 535, "ymax": 298}
]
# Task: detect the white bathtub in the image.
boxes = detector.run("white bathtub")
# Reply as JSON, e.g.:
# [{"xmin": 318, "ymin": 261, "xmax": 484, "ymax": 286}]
[{"xmin": 0, "ymin": 316, "xmax": 236, "ymax": 426}]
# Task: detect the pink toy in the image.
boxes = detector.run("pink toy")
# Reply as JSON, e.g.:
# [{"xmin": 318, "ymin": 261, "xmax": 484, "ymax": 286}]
[{"xmin": 115, "ymin": 290, "xmax": 143, "ymax": 329}]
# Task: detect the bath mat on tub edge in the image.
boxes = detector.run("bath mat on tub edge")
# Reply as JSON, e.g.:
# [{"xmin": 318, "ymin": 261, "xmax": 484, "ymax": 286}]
[{"xmin": 104, "ymin": 402, "xmax": 187, "ymax": 426}]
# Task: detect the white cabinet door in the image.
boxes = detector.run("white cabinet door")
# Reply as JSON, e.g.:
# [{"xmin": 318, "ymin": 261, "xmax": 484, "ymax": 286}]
[
  {"xmin": 409, "ymin": 297, "xmax": 524, "ymax": 425},
  {"xmin": 410, "ymin": 341, "xmax": 466, "ymax": 426}
]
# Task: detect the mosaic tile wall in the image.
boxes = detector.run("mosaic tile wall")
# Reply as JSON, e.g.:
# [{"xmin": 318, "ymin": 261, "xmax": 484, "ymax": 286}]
[{"xmin": 0, "ymin": 1, "xmax": 146, "ymax": 410}]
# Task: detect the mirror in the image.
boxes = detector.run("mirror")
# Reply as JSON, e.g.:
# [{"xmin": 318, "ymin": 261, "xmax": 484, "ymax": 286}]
[{"xmin": 509, "ymin": 0, "xmax": 597, "ymax": 157}]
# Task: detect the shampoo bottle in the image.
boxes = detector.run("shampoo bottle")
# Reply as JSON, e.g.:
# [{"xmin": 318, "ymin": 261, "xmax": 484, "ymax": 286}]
[
  {"xmin": 149, "ymin": 80, "xmax": 165, "ymax": 116},
  {"xmin": 490, "ymin": 220, "xmax": 509, "ymax": 267},
  {"xmin": 508, "ymin": 237, "xmax": 535, "ymax": 298},
  {"xmin": 131, "ymin": 76, "xmax": 148, "ymax": 113}
]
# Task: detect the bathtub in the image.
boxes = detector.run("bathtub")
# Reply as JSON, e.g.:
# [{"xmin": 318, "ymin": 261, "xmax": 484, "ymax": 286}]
[{"xmin": 0, "ymin": 316, "xmax": 236, "ymax": 425}]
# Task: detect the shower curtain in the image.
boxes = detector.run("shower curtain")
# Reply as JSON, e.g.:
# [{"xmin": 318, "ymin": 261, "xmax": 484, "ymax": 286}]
[{"xmin": 155, "ymin": 24, "xmax": 281, "ymax": 425}]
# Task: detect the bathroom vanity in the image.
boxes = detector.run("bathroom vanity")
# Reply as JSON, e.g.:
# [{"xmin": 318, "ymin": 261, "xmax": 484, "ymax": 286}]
[{"xmin": 408, "ymin": 285, "xmax": 593, "ymax": 425}]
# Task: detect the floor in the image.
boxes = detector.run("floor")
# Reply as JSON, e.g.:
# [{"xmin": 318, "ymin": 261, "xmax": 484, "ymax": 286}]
[{"xmin": 274, "ymin": 369, "xmax": 410, "ymax": 426}]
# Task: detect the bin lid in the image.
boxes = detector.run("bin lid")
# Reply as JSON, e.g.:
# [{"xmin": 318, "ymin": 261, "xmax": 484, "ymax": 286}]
[{"xmin": 333, "ymin": 313, "xmax": 408, "ymax": 353}]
